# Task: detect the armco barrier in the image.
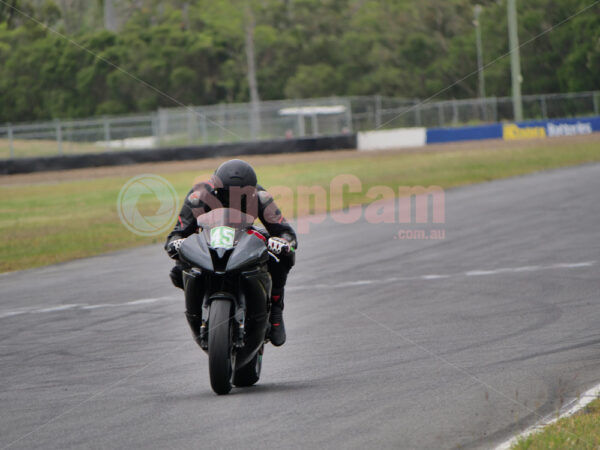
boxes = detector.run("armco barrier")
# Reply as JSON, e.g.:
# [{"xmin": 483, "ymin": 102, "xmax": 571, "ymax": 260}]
[
  {"xmin": 0, "ymin": 134, "xmax": 357, "ymax": 175},
  {"xmin": 357, "ymin": 127, "xmax": 426, "ymax": 151}
]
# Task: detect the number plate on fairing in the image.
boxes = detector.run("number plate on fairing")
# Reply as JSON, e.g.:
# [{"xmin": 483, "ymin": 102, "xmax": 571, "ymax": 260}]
[{"xmin": 210, "ymin": 226, "xmax": 235, "ymax": 248}]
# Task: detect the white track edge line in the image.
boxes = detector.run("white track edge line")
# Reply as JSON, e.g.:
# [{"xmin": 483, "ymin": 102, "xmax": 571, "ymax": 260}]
[{"xmin": 494, "ymin": 382, "xmax": 600, "ymax": 450}]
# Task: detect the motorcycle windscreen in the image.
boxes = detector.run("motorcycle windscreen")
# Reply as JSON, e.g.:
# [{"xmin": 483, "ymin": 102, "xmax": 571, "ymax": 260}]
[
  {"xmin": 226, "ymin": 232, "xmax": 269, "ymax": 272},
  {"xmin": 179, "ymin": 233, "xmax": 214, "ymax": 271},
  {"xmin": 197, "ymin": 208, "xmax": 255, "ymax": 248}
]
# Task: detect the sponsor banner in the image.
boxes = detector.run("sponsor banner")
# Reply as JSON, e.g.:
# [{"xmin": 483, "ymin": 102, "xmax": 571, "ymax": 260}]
[
  {"xmin": 426, "ymin": 124, "xmax": 503, "ymax": 144},
  {"xmin": 357, "ymin": 128, "xmax": 427, "ymax": 151},
  {"xmin": 424, "ymin": 116, "xmax": 600, "ymax": 145},
  {"xmin": 503, "ymin": 116, "xmax": 600, "ymax": 141}
]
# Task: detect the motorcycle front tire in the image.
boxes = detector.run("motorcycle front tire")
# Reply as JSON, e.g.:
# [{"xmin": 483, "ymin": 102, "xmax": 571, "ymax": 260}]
[{"xmin": 208, "ymin": 300, "xmax": 235, "ymax": 395}]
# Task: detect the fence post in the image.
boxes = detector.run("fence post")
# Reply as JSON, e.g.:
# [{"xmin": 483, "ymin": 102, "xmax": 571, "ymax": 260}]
[
  {"xmin": 151, "ymin": 113, "xmax": 159, "ymax": 147},
  {"xmin": 200, "ymin": 112, "xmax": 207, "ymax": 144},
  {"xmin": 249, "ymin": 101, "xmax": 261, "ymax": 141},
  {"xmin": 55, "ymin": 119, "xmax": 63, "ymax": 155},
  {"xmin": 248, "ymin": 105, "xmax": 254, "ymax": 141},
  {"xmin": 345, "ymin": 98, "xmax": 353, "ymax": 133},
  {"xmin": 593, "ymin": 92, "xmax": 599, "ymax": 116},
  {"xmin": 311, "ymin": 113, "xmax": 318, "ymax": 136},
  {"xmin": 103, "ymin": 117, "xmax": 111, "ymax": 150},
  {"xmin": 375, "ymin": 95, "xmax": 382, "ymax": 128},
  {"xmin": 414, "ymin": 100, "xmax": 422, "ymax": 127},
  {"xmin": 297, "ymin": 112, "xmax": 305, "ymax": 137},
  {"xmin": 452, "ymin": 100, "xmax": 459, "ymax": 125},
  {"xmin": 480, "ymin": 97, "xmax": 488, "ymax": 122},
  {"xmin": 540, "ymin": 95, "xmax": 548, "ymax": 119},
  {"xmin": 7, "ymin": 124, "xmax": 14, "ymax": 158},
  {"xmin": 187, "ymin": 107, "xmax": 196, "ymax": 145},
  {"xmin": 218, "ymin": 104, "xmax": 225, "ymax": 143},
  {"xmin": 492, "ymin": 97, "xmax": 498, "ymax": 122},
  {"xmin": 158, "ymin": 109, "xmax": 168, "ymax": 146}
]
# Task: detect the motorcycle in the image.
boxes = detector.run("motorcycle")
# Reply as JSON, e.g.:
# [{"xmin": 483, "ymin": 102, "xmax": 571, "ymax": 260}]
[{"xmin": 178, "ymin": 207, "xmax": 273, "ymax": 395}]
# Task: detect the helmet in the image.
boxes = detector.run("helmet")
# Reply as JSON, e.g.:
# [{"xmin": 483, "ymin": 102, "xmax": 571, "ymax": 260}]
[
  {"xmin": 214, "ymin": 159, "xmax": 257, "ymax": 188},
  {"xmin": 213, "ymin": 159, "xmax": 258, "ymax": 213}
]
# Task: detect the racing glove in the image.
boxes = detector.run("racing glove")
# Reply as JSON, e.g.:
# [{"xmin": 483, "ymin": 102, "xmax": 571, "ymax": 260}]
[
  {"xmin": 167, "ymin": 238, "xmax": 185, "ymax": 260},
  {"xmin": 268, "ymin": 237, "xmax": 291, "ymax": 255}
]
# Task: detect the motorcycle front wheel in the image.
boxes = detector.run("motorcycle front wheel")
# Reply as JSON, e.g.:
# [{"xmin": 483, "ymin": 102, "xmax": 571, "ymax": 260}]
[{"xmin": 208, "ymin": 300, "xmax": 235, "ymax": 395}]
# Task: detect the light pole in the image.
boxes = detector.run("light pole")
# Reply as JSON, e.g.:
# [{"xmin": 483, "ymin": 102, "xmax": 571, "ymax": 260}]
[
  {"xmin": 507, "ymin": 0, "xmax": 523, "ymax": 121},
  {"xmin": 104, "ymin": 0, "xmax": 117, "ymax": 32},
  {"xmin": 474, "ymin": 5, "xmax": 487, "ymax": 120}
]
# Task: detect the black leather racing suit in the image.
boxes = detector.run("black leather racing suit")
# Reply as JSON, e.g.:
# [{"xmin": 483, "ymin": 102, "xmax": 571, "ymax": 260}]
[{"xmin": 164, "ymin": 175, "xmax": 297, "ymax": 296}]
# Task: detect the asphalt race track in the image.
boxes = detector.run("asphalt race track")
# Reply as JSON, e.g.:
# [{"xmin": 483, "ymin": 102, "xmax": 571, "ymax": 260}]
[{"xmin": 2, "ymin": 163, "xmax": 600, "ymax": 449}]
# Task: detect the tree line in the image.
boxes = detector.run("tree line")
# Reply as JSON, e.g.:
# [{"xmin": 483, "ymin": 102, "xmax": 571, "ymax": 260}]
[{"xmin": 0, "ymin": 0, "xmax": 599, "ymax": 122}]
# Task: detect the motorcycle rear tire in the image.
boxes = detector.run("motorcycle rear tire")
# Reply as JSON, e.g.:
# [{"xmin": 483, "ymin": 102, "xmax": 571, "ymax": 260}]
[{"xmin": 233, "ymin": 344, "xmax": 263, "ymax": 387}]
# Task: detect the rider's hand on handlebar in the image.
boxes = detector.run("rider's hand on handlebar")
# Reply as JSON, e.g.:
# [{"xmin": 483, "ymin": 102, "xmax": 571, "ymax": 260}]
[
  {"xmin": 167, "ymin": 238, "xmax": 185, "ymax": 259},
  {"xmin": 268, "ymin": 237, "xmax": 291, "ymax": 255}
]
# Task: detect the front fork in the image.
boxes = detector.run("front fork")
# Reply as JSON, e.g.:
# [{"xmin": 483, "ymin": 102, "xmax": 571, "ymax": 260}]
[
  {"xmin": 199, "ymin": 292, "xmax": 246, "ymax": 350},
  {"xmin": 183, "ymin": 268, "xmax": 246, "ymax": 351}
]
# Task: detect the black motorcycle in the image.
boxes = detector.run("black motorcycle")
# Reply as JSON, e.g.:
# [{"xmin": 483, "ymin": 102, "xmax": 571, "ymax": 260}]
[{"xmin": 178, "ymin": 208, "xmax": 273, "ymax": 395}]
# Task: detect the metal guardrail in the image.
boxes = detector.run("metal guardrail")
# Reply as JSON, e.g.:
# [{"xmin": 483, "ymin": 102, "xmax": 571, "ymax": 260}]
[{"xmin": 1, "ymin": 91, "xmax": 598, "ymax": 159}]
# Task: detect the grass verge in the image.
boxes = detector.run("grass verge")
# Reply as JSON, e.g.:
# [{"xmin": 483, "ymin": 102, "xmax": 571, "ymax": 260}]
[
  {"xmin": 1, "ymin": 138, "xmax": 599, "ymax": 272},
  {"xmin": 0, "ymin": 139, "xmax": 100, "ymax": 159},
  {"xmin": 512, "ymin": 398, "xmax": 600, "ymax": 449}
]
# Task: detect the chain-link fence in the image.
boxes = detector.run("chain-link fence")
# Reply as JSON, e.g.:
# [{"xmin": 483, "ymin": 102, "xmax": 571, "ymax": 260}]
[
  {"xmin": 1, "ymin": 91, "xmax": 598, "ymax": 159},
  {"xmin": 350, "ymin": 91, "xmax": 600, "ymax": 130},
  {"xmin": 155, "ymin": 97, "xmax": 353, "ymax": 147}
]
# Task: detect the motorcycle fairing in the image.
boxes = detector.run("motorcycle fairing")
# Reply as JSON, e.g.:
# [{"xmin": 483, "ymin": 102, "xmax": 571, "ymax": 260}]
[
  {"xmin": 180, "ymin": 234, "xmax": 214, "ymax": 272},
  {"xmin": 226, "ymin": 232, "xmax": 269, "ymax": 272}
]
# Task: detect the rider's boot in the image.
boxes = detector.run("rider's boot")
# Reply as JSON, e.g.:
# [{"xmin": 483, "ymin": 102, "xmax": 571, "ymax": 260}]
[{"xmin": 269, "ymin": 290, "xmax": 286, "ymax": 347}]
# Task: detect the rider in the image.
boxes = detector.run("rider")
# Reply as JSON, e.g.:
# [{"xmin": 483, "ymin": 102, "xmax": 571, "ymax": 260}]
[{"xmin": 164, "ymin": 159, "xmax": 297, "ymax": 347}]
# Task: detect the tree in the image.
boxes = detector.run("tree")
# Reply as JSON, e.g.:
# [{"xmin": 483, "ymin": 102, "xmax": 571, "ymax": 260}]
[
  {"xmin": 244, "ymin": 1, "xmax": 260, "ymax": 138},
  {"xmin": 1, "ymin": 0, "xmax": 599, "ymax": 123},
  {"xmin": 0, "ymin": 0, "xmax": 20, "ymax": 27}
]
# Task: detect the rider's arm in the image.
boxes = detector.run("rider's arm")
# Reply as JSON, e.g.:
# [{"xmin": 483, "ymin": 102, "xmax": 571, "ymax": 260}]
[
  {"xmin": 164, "ymin": 189, "xmax": 199, "ymax": 249},
  {"xmin": 257, "ymin": 188, "xmax": 297, "ymax": 251},
  {"xmin": 164, "ymin": 181, "xmax": 217, "ymax": 250}
]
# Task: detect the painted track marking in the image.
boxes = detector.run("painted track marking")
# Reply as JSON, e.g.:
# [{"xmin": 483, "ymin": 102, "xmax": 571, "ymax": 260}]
[
  {"xmin": 289, "ymin": 260, "xmax": 597, "ymax": 291},
  {"xmin": 0, "ymin": 296, "xmax": 177, "ymax": 320},
  {"xmin": 1, "ymin": 260, "xmax": 595, "ymax": 320},
  {"xmin": 494, "ymin": 382, "xmax": 600, "ymax": 450}
]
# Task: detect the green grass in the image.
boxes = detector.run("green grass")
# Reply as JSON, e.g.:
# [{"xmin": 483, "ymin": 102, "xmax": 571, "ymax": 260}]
[
  {"xmin": 1, "ymin": 139, "xmax": 599, "ymax": 272},
  {"xmin": 512, "ymin": 398, "xmax": 600, "ymax": 449},
  {"xmin": 0, "ymin": 139, "xmax": 102, "ymax": 159}
]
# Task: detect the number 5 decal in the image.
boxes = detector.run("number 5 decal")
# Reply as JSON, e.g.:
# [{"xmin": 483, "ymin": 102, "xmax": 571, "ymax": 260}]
[{"xmin": 210, "ymin": 226, "xmax": 235, "ymax": 248}]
